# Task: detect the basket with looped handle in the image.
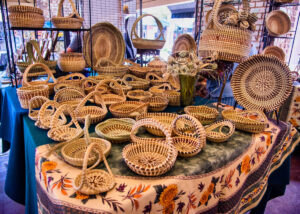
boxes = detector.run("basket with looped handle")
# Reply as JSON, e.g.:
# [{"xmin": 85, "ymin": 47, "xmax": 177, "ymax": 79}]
[
  {"xmin": 94, "ymin": 58, "xmax": 128, "ymax": 77},
  {"xmin": 109, "ymin": 101, "xmax": 148, "ymax": 118},
  {"xmin": 123, "ymin": 118, "xmax": 177, "ymax": 176},
  {"xmin": 131, "ymin": 14, "xmax": 165, "ymax": 50},
  {"xmin": 95, "ymin": 79, "xmax": 126, "ymax": 105},
  {"xmin": 127, "ymin": 90, "xmax": 152, "ymax": 101},
  {"xmin": 95, "ymin": 118, "xmax": 135, "ymax": 143},
  {"xmin": 82, "ymin": 77, "xmax": 101, "ymax": 94},
  {"xmin": 35, "ymin": 100, "xmax": 67, "ymax": 130},
  {"xmin": 61, "ymin": 115, "xmax": 111, "ymax": 168},
  {"xmin": 222, "ymin": 109, "xmax": 268, "ymax": 133},
  {"xmin": 57, "ymin": 73, "xmax": 86, "ymax": 88},
  {"xmin": 58, "ymin": 53, "xmax": 86, "ymax": 72},
  {"xmin": 205, "ymin": 120, "xmax": 235, "ymax": 143},
  {"xmin": 54, "ymin": 88, "xmax": 86, "ymax": 112},
  {"xmin": 22, "ymin": 63, "xmax": 57, "ymax": 95},
  {"xmin": 122, "ymin": 74, "xmax": 150, "ymax": 90},
  {"xmin": 17, "ymin": 85, "xmax": 49, "ymax": 109},
  {"xmin": 148, "ymin": 56, "xmax": 167, "ymax": 76},
  {"xmin": 17, "ymin": 40, "xmax": 57, "ymax": 75},
  {"xmin": 75, "ymin": 91, "xmax": 108, "ymax": 124},
  {"xmin": 28, "ymin": 96, "xmax": 49, "ymax": 121},
  {"xmin": 74, "ymin": 127, "xmax": 115, "ymax": 195},
  {"xmin": 110, "ymin": 79, "xmax": 132, "ymax": 95},
  {"xmin": 141, "ymin": 96, "xmax": 169, "ymax": 112},
  {"xmin": 171, "ymin": 114, "xmax": 206, "ymax": 157},
  {"xmin": 146, "ymin": 72, "xmax": 167, "ymax": 86},
  {"xmin": 199, "ymin": 0, "xmax": 252, "ymax": 63},
  {"xmin": 124, "ymin": 59, "xmax": 150, "ymax": 78},
  {"xmin": 51, "ymin": 0, "xmax": 84, "ymax": 29},
  {"xmin": 54, "ymin": 83, "xmax": 85, "ymax": 94},
  {"xmin": 184, "ymin": 106, "xmax": 219, "ymax": 125},
  {"xmin": 149, "ymin": 83, "xmax": 172, "ymax": 96},
  {"xmin": 48, "ymin": 104, "xmax": 83, "ymax": 142}
]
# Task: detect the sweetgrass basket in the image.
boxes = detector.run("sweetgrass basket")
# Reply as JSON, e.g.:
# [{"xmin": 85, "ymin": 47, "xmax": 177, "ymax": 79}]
[
  {"xmin": 109, "ymin": 101, "xmax": 148, "ymax": 118},
  {"xmin": 94, "ymin": 58, "xmax": 128, "ymax": 77},
  {"xmin": 146, "ymin": 72, "xmax": 166, "ymax": 86},
  {"xmin": 149, "ymin": 83, "xmax": 172, "ymax": 96},
  {"xmin": 141, "ymin": 96, "xmax": 169, "ymax": 112},
  {"xmin": 165, "ymin": 90, "xmax": 180, "ymax": 107},
  {"xmin": 17, "ymin": 85, "xmax": 49, "ymax": 109},
  {"xmin": 205, "ymin": 120, "xmax": 235, "ymax": 143},
  {"xmin": 82, "ymin": 77, "xmax": 101, "ymax": 94},
  {"xmin": 58, "ymin": 53, "xmax": 86, "ymax": 72},
  {"xmin": 128, "ymin": 66, "xmax": 150, "ymax": 78},
  {"xmin": 122, "ymin": 74, "xmax": 150, "ymax": 90},
  {"xmin": 57, "ymin": 73, "xmax": 86, "ymax": 88},
  {"xmin": 184, "ymin": 106, "xmax": 219, "ymax": 125},
  {"xmin": 127, "ymin": 90, "xmax": 153, "ymax": 101},
  {"xmin": 110, "ymin": 79, "xmax": 132, "ymax": 95},
  {"xmin": 28, "ymin": 96, "xmax": 49, "ymax": 121},
  {"xmin": 54, "ymin": 83, "xmax": 85, "ymax": 94},
  {"xmin": 54, "ymin": 88, "xmax": 86, "ymax": 112}
]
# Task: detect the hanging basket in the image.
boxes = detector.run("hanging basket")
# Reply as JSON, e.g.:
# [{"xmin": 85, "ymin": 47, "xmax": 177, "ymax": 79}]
[
  {"xmin": 28, "ymin": 96, "xmax": 49, "ymax": 121},
  {"xmin": 205, "ymin": 120, "xmax": 235, "ymax": 143},
  {"xmin": 184, "ymin": 106, "xmax": 219, "ymax": 125},
  {"xmin": 17, "ymin": 85, "xmax": 49, "ymax": 109},
  {"xmin": 266, "ymin": 10, "xmax": 291, "ymax": 36}
]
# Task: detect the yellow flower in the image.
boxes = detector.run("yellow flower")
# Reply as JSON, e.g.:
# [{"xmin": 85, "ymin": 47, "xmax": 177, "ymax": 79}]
[
  {"xmin": 199, "ymin": 191, "xmax": 210, "ymax": 205},
  {"xmin": 207, "ymin": 183, "xmax": 215, "ymax": 194},
  {"xmin": 41, "ymin": 161, "xmax": 57, "ymax": 172},
  {"xmin": 159, "ymin": 184, "xmax": 178, "ymax": 206},
  {"xmin": 75, "ymin": 191, "xmax": 89, "ymax": 200},
  {"xmin": 241, "ymin": 155, "xmax": 251, "ymax": 174},
  {"xmin": 163, "ymin": 202, "xmax": 175, "ymax": 214}
]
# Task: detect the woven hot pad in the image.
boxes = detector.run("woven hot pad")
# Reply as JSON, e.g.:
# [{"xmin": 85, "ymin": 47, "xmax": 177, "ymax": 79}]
[{"xmin": 231, "ymin": 54, "xmax": 292, "ymax": 112}]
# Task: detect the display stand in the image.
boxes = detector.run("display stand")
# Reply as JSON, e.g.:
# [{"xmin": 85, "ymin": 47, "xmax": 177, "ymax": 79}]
[{"xmin": 136, "ymin": 49, "xmax": 160, "ymax": 66}]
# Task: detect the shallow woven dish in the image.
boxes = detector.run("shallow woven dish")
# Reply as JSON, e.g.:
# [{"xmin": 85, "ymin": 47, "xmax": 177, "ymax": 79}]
[
  {"xmin": 17, "ymin": 85, "xmax": 49, "ymax": 109},
  {"xmin": 94, "ymin": 58, "xmax": 128, "ymax": 77},
  {"xmin": 222, "ymin": 109, "xmax": 268, "ymax": 133},
  {"xmin": 109, "ymin": 101, "xmax": 148, "ymax": 118},
  {"xmin": 184, "ymin": 106, "xmax": 219, "ymax": 125},
  {"xmin": 231, "ymin": 55, "xmax": 292, "ymax": 112},
  {"xmin": 266, "ymin": 10, "xmax": 291, "ymax": 36},
  {"xmin": 9, "ymin": 8, "xmax": 44, "ymax": 28},
  {"xmin": 262, "ymin": 46, "xmax": 285, "ymax": 61},
  {"xmin": 129, "ymin": 66, "xmax": 150, "ymax": 78},
  {"xmin": 58, "ymin": 53, "xmax": 86, "ymax": 72},
  {"xmin": 205, "ymin": 120, "xmax": 235, "ymax": 143},
  {"xmin": 141, "ymin": 96, "xmax": 169, "ymax": 112},
  {"xmin": 28, "ymin": 96, "xmax": 49, "ymax": 121},
  {"xmin": 123, "ymin": 118, "xmax": 177, "ymax": 176},
  {"xmin": 172, "ymin": 34, "xmax": 197, "ymax": 54},
  {"xmin": 84, "ymin": 22, "xmax": 125, "ymax": 67},
  {"xmin": 123, "ymin": 74, "xmax": 150, "ymax": 90},
  {"xmin": 146, "ymin": 72, "xmax": 166, "ymax": 86},
  {"xmin": 127, "ymin": 90, "xmax": 152, "ymax": 101},
  {"xmin": 95, "ymin": 118, "xmax": 135, "ymax": 143}
]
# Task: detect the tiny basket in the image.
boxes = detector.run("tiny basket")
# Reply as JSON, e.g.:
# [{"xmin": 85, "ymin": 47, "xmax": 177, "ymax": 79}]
[
  {"xmin": 95, "ymin": 118, "xmax": 135, "ymax": 143},
  {"xmin": 51, "ymin": 0, "xmax": 84, "ymax": 29},
  {"xmin": 205, "ymin": 120, "xmax": 235, "ymax": 143},
  {"xmin": 17, "ymin": 85, "xmax": 49, "ymax": 109},
  {"xmin": 28, "ymin": 96, "xmax": 49, "ymax": 121},
  {"xmin": 109, "ymin": 101, "xmax": 148, "ymax": 118},
  {"xmin": 222, "ymin": 109, "xmax": 268, "ymax": 133},
  {"xmin": 110, "ymin": 79, "xmax": 132, "ymax": 95},
  {"xmin": 127, "ymin": 90, "xmax": 153, "ymax": 101},
  {"xmin": 184, "ymin": 106, "xmax": 219, "ymax": 125},
  {"xmin": 141, "ymin": 96, "xmax": 169, "ymax": 112},
  {"xmin": 146, "ymin": 72, "xmax": 166, "ymax": 86},
  {"xmin": 122, "ymin": 74, "xmax": 150, "ymax": 90},
  {"xmin": 123, "ymin": 118, "xmax": 177, "ymax": 176},
  {"xmin": 95, "ymin": 79, "xmax": 126, "ymax": 105},
  {"xmin": 57, "ymin": 73, "xmax": 86, "ymax": 88},
  {"xmin": 58, "ymin": 52, "xmax": 86, "ymax": 72}
]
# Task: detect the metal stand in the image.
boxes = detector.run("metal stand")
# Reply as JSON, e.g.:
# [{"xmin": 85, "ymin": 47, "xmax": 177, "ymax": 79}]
[{"xmin": 136, "ymin": 49, "xmax": 160, "ymax": 66}]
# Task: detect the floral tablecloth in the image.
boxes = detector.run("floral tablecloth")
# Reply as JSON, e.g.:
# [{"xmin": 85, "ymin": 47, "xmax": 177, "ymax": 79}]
[
  {"xmin": 285, "ymin": 84, "xmax": 300, "ymax": 129},
  {"xmin": 35, "ymin": 119, "xmax": 300, "ymax": 214}
]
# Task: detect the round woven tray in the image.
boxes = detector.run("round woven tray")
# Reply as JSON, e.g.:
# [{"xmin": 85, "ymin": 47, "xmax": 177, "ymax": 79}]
[
  {"xmin": 141, "ymin": 96, "xmax": 169, "ymax": 112},
  {"xmin": 231, "ymin": 55, "xmax": 292, "ymax": 112},
  {"xmin": 109, "ymin": 101, "xmax": 148, "ymax": 118},
  {"xmin": 205, "ymin": 120, "xmax": 235, "ymax": 143},
  {"xmin": 172, "ymin": 34, "xmax": 197, "ymax": 54},
  {"xmin": 184, "ymin": 106, "xmax": 219, "ymax": 125}
]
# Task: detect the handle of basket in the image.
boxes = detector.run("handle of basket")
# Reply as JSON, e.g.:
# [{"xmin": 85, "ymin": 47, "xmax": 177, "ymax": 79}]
[
  {"xmin": 76, "ymin": 91, "xmax": 107, "ymax": 113},
  {"xmin": 127, "ymin": 102, "xmax": 148, "ymax": 115},
  {"xmin": 124, "ymin": 59, "xmax": 140, "ymax": 67},
  {"xmin": 146, "ymin": 72, "xmax": 162, "ymax": 81},
  {"xmin": 131, "ymin": 14, "xmax": 165, "ymax": 42},
  {"xmin": 95, "ymin": 58, "xmax": 117, "ymax": 68},
  {"xmin": 50, "ymin": 104, "xmax": 81, "ymax": 130},
  {"xmin": 29, "ymin": 96, "xmax": 49, "ymax": 119},
  {"xmin": 37, "ymin": 101, "xmax": 64, "ymax": 127},
  {"xmin": 57, "ymin": 0, "xmax": 81, "ymax": 18},
  {"xmin": 96, "ymin": 79, "xmax": 125, "ymax": 98},
  {"xmin": 158, "ymin": 83, "xmax": 172, "ymax": 91},
  {"xmin": 58, "ymin": 73, "xmax": 86, "ymax": 82},
  {"xmin": 23, "ymin": 63, "xmax": 57, "ymax": 86}
]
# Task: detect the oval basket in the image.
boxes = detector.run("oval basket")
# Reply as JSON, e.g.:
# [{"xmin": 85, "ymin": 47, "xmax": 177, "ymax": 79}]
[
  {"xmin": 146, "ymin": 72, "xmax": 166, "ymax": 86},
  {"xmin": 17, "ymin": 85, "xmax": 49, "ymax": 109},
  {"xmin": 149, "ymin": 83, "xmax": 173, "ymax": 96},
  {"xmin": 184, "ymin": 106, "xmax": 219, "ymax": 125},
  {"xmin": 205, "ymin": 120, "xmax": 235, "ymax": 143},
  {"xmin": 141, "ymin": 96, "xmax": 169, "ymax": 112},
  {"xmin": 54, "ymin": 83, "xmax": 84, "ymax": 94},
  {"xmin": 127, "ymin": 90, "xmax": 152, "ymax": 101},
  {"xmin": 172, "ymin": 34, "xmax": 197, "ymax": 54},
  {"xmin": 54, "ymin": 88, "xmax": 86, "ymax": 112},
  {"xmin": 110, "ymin": 79, "xmax": 132, "ymax": 95},
  {"xmin": 109, "ymin": 101, "xmax": 148, "ymax": 118},
  {"xmin": 57, "ymin": 73, "xmax": 86, "ymax": 88},
  {"xmin": 122, "ymin": 74, "xmax": 150, "ymax": 90}
]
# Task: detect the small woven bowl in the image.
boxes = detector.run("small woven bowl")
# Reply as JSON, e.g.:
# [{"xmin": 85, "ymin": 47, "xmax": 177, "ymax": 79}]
[
  {"xmin": 123, "ymin": 74, "xmax": 150, "ymax": 90},
  {"xmin": 58, "ymin": 53, "xmax": 86, "ymax": 72},
  {"xmin": 266, "ymin": 10, "xmax": 291, "ymax": 36},
  {"xmin": 184, "ymin": 106, "xmax": 219, "ymax": 125},
  {"xmin": 262, "ymin": 46, "xmax": 285, "ymax": 61},
  {"xmin": 141, "ymin": 96, "xmax": 169, "ymax": 112},
  {"xmin": 205, "ymin": 120, "xmax": 235, "ymax": 143},
  {"xmin": 165, "ymin": 90, "xmax": 180, "ymax": 106},
  {"xmin": 109, "ymin": 101, "xmax": 148, "ymax": 118},
  {"xmin": 17, "ymin": 85, "xmax": 49, "ymax": 109},
  {"xmin": 172, "ymin": 136, "xmax": 201, "ymax": 157}
]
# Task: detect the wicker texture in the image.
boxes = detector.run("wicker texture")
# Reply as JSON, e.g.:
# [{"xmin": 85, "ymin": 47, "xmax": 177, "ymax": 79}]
[
  {"xmin": 122, "ymin": 74, "xmax": 150, "ymax": 90},
  {"xmin": 231, "ymin": 55, "xmax": 292, "ymax": 112},
  {"xmin": 149, "ymin": 83, "xmax": 172, "ymax": 96},
  {"xmin": 95, "ymin": 79, "xmax": 126, "ymax": 105},
  {"xmin": 124, "ymin": 118, "xmax": 177, "ymax": 176},
  {"xmin": 8, "ymin": 5, "xmax": 44, "ymax": 28},
  {"xmin": 165, "ymin": 90, "xmax": 180, "ymax": 106},
  {"xmin": 28, "ymin": 96, "xmax": 49, "ymax": 121},
  {"xmin": 172, "ymin": 34, "xmax": 197, "ymax": 54},
  {"xmin": 17, "ymin": 85, "xmax": 49, "ymax": 109},
  {"xmin": 131, "ymin": 14, "xmax": 165, "ymax": 50},
  {"xmin": 82, "ymin": 78, "xmax": 101, "ymax": 94},
  {"xmin": 184, "ymin": 106, "xmax": 219, "ymax": 125},
  {"xmin": 127, "ymin": 90, "xmax": 152, "ymax": 101},
  {"xmin": 222, "ymin": 109, "xmax": 268, "ymax": 133},
  {"xmin": 58, "ymin": 53, "xmax": 86, "ymax": 72},
  {"xmin": 95, "ymin": 118, "xmax": 135, "ymax": 143},
  {"xmin": 266, "ymin": 10, "xmax": 291, "ymax": 36},
  {"xmin": 205, "ymin": 120, "xmax": 235, "ymax": 143},
  {"xmin": 109, "ymin": 101, "xmax": 148, "ymax": 118},
  {"xmin": 262, "ymin": 46, "xmax": 285, "ymax": 61},
  {"xmin": 141, "ymin": 96, "xmax": 169, "ymax": 112},
  {"xmin": 129, "ymin": 66, "xmax": 150, "ymax": 78},
  {"xmin": 148, "ymin": 56, "xmax": 167, "ymax": 76}
]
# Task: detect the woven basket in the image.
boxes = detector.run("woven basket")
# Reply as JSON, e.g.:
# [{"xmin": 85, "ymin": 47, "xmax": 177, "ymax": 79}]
[
  {"xmin": 48, "ymin": 104, "xmax": 83, "ymax": 141},
  {"xmin": 75, "ymin": 91, "xmax": 108, "ymax": 124},
  {"xmin": 146, "ymin": 72, "xmax": 166, "ymax": 86},
  {"xmin": 8, "ymin": 5, "xmax": 44, "ymax": 28},
  {"xmin": 54, "ymin": 83, "xmax": 84, "ymax": 94},
  {"xmin": 57, "ymin": 73, "xmax": 86, "ymax": 88},
  {"xmin": 95, "ymin": 79, "xmax": 126, "ymax": 105},
  {"xmin": 131, "ymin": 14, "xmax": 165, "ymax": 50},
  {"xmin": 61, "ymin": 115, "xmax": 111, "ymax": 167},
  {"xmin": 266, "ymin": 10, "xmax": 291, "ymax": 36},
  {"xmin": 171, "ymin": 114, "xmax": 206, "ymax": 157},
  {"xmin": 129, "ymin": 66, "xmax": 150, "ymax": 78},
  {"xmin": 28, "ymin": 96, "xmax": 49, "ymax": 121},
  {"xmin": 17, "ymin": 85, "xmax": 49, "ymax": 109},
  {"xmin": 123, "ymin": 74, "xmax": 150, "ymax": 90},
  {"xmin": 141, "ymin": 96, "xmax": 169, "ymax": 112},
  {"xmin": 109, "ymin": 101, "xmax": 148, "ymax": 118},
  {"xmin": 222, "ymin": 109, "xmax": 268, "ymax": 133},
  {"xmin": 123, "ymin": 118, "xmax": 177, "ymax": 176},
  {"xmin": 54, "ymin": 88, "xmax": 85, "ymax": 112},
  {"xmin": 95, "ymin": 58, "xmax": 128, "ymax": 77},
  {"xmin": 165, "ymin": 90, "xmax": 180, "ymax": 106},
  {"xmin": 172, "ymin": 34, "xmax": 197, "ymax": 54},
  {"xmin": 74, "ymin": 141, "xmax": 115, "ymax": 195},
  {"xmin": 22, "ymin": 63, "xmax": 57, "ymax": 95},
  {"xmin": 205, "ymin": 120, "xmax": 235, "ymax": 143},
  {"xmin": 82, "ymin": 77, "xmax": 101, "ymax": 94},
  {"xmin": 51, "ymin": 0, "xmax": 83, "ymax": 29},
  {"xmin": 199, "ymin": 0, "xmax": 252, "ymax": 63},
  {"xmin": 149, "ymin": 83, "xmax": 172, "ymax": 96},
  {"xmin": 110, "ymin": 79, "xmax": 132, "ymax": 95},
  {"xmin": 262, "ymin": 46, "xmax": 285, "ymax": 61},
  {"xmin": 184, "ymin": 106, "xmax": 219, "ymax": 125},
  {"xmin": 35, "ymin": 100, "xmax": 67, "ymax": 130},
  {"xmin": 58, "ymin": 53, "xmax": 86, "ymax": 72},
  {"xmin": 148, "ymin": 56, "xmax": 167, "ymax": 76},
  {"xmin": 95, "ymin": 118, "xmax": 135, "ymax": 143},
  {"xmin": 127, "ymin": 90, "xmax": 152, "ymax": 101}
]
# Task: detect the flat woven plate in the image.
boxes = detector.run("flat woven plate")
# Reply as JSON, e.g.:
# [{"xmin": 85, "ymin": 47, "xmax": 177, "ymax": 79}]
[
  {"xmin": 84, "ymin": 22, "xmax": 125, "ymax": 66},
  {"xmin": 231, "ymin": 55, "xmax": 292, "ymax": 112},
  {"xmin": 172, "ymin": 34, "xmax": 196, "ymax": 54}
]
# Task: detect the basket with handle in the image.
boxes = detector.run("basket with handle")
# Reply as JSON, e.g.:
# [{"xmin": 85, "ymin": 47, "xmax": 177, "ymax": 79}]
[
  {"xmin": 48, "ymin": 104, "xmax": 83, "ymax": 142},
  {"xmin": 57, "ymin": 73, "xmax": 86, "ymax": 88},
  {"xmin": 61, "ymin": 115, "xmax": 111, "ymax": 167},
  {"xmin": 146, "ymin": 72, "xmax": 167, "ymax": 86},
  {"xmin": 82, "ymin": 77, "xmax": 102, "ymax": 94},
  {"xmin": 17, "ymin": 85, "xmax": 49, "ymax": 109},
  {"xmin": 54, "ymin": 88, "xmax": 86, "ymax": 113},
  {"xmin": 127, "ymin": 90, "xmax": 152, "ymax": 101},
  {"xmin": 51, "ymin": 0, "xmax": 84, "ymax": 29},
  {"xmin": 149, "ymin": 83, "xmax": 172, "ymax": 96},
  {"xmin": 75, "ymin": 91, "xmax": 108, "ymax": 124},
  {"xmin": 123, "ymin": 118, "xmax": 177, "ymax": 176},
  {"xmin": 122, "ymin": 74, "xmax": 150, "ymax": 90},
  {"xmin": 22, "ymin": 62, "xmax": 58, "ymax": 95},
  {"xmin": 95, "ymin": 79, "xmax": 126, "ymax": 105},
  {"xmin": 199, "ymin": 0, "xmax": 252, "ymax": 63},
  {"xmin": 54, "ymin": 83, "xmax": 85, "ymax": 94},
  {"xmin": 141, "ymin": 96, "xmax": 169, "ymax": 112},
  {"xmin": 109, "ymin": 101, "xmax": 148, "ymax": 118},
  {"xmin": 28, "ymin": 96, "xmax": 49, "ymax": 121},
  {"xmin": 205, "ymin": 120, "xmax": 235, "ymax": 143},
  {"xmin": 94, "ymin": 58, "xmax": 128, "ymax": 77},
  {"xmin": 171, "ymin": 114, "xmax": 206, "ymax": 157},
  {"xmin": 131, "ymin": 14, "xmax": 166, "ymax": 50},
  {"xmin": 109, "ymin": 79, "xmax": 132, "ymax": 95}
]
